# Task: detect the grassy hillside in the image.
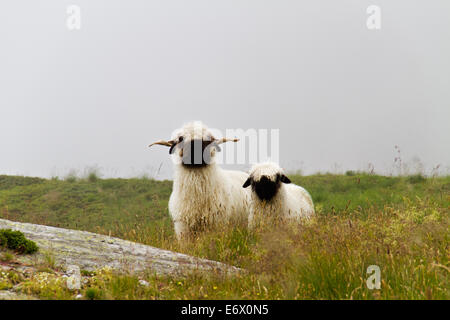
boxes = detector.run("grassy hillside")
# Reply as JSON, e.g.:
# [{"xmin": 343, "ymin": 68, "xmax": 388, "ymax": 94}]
[{"xmin": 0, "ymin": 173, "xmax": 449, "ymax": 299}]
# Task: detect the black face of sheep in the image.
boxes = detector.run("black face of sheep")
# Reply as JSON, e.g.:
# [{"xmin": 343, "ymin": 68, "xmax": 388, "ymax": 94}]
[
  {"xmin": 243, "ymin": 174, "xmax": 291, "ymax": 201},
  {"xmin": 179, "ymin": 139, "xmax": 220, "ymax": 168},
  {"xmin": 148, "ymin": 122, "xmax": 239, "ymax": 169}
]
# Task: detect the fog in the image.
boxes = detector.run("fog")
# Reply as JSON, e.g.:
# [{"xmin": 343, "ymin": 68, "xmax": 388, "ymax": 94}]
[{"xmin": 0, "ymin": 0, "xmax": 449, "ymax": 179}]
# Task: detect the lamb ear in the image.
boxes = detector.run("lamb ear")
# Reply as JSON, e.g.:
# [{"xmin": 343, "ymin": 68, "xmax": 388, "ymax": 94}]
[
  {"xmin": 280, "ymin": 174, "xmax": 291, "ymax": 184},
  {"xmin": 242, "ymin": 178, "xmax": 252, "ymax": 188}
]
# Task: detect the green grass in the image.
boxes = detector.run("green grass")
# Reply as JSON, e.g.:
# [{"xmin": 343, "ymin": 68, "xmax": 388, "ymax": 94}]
[{"xmin": 0, "ymin": 173, "xmax": 448, "ymax": 299}]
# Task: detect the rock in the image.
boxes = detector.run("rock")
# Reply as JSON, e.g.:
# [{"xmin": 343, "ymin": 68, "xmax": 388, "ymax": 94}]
[
  {"xmin": 66, "ymin": 265, "xmax": 81, "ymax": 291},
  {"xmin": 0, "ymin": 290, "xmax": 37, "ymax": 300},
  {"xmin": 0, "ymin": 218, "xmax": 241, "ymax": 276},
  {"xmin": 75, "ymin": 294, "xmax": 83, "ymax": 299}
]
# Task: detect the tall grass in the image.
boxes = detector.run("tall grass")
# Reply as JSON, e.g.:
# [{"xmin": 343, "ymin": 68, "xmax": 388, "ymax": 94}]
[{"xmin": 0, "ymin": 173, "xmax": 448, "ymax": 299}]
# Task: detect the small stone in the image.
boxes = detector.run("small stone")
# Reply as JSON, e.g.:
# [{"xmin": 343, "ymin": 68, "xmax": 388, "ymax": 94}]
[
  {"xmin": 75, "ymin": 294, "xmax": 83, "ymax": 299},
  {"xmin": 66, "ymin": 265, "xmax": 81, "ymax": 291},
  {"xmin": 138, "ymin": 279, "xmax": 149, "ymax": 287}
]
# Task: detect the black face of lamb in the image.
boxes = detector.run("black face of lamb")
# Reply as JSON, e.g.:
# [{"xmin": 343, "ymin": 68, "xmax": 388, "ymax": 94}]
[
  {"xmin": 243, "ymin": 173, "xmax": 292, "ymax": 201},
  {"xmin": 252, "ymin": 175, "xmax": 281, "ymax": 201},
  {"xmin": 181, "ymin": 139, "xmax": 216, "ymax": 168}
]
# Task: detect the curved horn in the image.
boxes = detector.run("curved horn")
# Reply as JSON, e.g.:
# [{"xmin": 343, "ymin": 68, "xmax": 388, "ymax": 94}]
[
  {"xmin": 148, "ymin": 140, "xmax": 175, "ymax": 147},
  {"xmin": 216, "ymin": 137, "xmax": 239, "ymax": 145}
]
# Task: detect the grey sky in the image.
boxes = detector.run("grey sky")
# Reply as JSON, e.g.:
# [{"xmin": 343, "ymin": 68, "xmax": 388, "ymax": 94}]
[{"xmin": 0, "ymin": 0, "xmax": 449, "ymax": 179}]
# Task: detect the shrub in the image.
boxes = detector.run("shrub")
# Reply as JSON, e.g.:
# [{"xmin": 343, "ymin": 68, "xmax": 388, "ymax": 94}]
[
  {"xmin": 407, "ymin": 174, "xmax": 426, "ymax": 184},
  {"xmin": 65, "ymin": 175, "xmax": 77, "ymax": 183},
  {"xmin": 85, "ymin": 287, "xmax": 104, "ymax": 300},
  {"xmin": 0, "ymin": 229, "xmax": 39, "ymax": 254},
  {"xmin": 88, "ymin": 172, "xmax": 99, "ymax": 183}
]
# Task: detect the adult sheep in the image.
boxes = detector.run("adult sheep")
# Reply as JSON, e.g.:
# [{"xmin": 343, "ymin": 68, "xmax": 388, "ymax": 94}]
[
  {"xmin": 242, "ymin": 162, "xmax": 314, "ymax": 228},
  {"xmin": 149, "ymin": 121, "xmax": 250, "ymax": 239}
]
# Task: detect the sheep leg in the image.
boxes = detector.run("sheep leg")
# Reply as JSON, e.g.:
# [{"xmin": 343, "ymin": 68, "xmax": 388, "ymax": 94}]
[
  {"xmin": 248, "ymin": 211, "xmax": 255, "ymax": 230},
  {"xmin": 174, "ymin": 220, "xmax": 189, "ymax": 240}
]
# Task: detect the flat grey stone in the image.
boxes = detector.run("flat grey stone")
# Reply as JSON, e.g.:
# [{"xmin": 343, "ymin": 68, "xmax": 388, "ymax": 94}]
[
  {"xmin": 0, "ymin": 218, "xmax": 241, "ymax": 276},
  {"xmin": 0, "ymin": 290, "xmax": 37, "ymax": 300}
]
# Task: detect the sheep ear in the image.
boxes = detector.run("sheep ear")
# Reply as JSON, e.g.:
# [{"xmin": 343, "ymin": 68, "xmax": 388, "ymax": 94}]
[
  {"xmin": 280, "ymin": 174, "xmax": 291, "ymax": 184},
  {"xmin": 242, "ymin": 178, "xmax": 251, "ymax": 188}
]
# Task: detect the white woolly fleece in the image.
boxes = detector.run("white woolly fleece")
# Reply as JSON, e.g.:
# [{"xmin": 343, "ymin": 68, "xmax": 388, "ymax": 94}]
[
  {"xmin": 247, "ymin": 162, "xmax": 315, "ymax": 228},
  {"xmin": 248, "ymin": 161, "xmax": 284, "ymax": 181},
  {"xmin": 171, "ymin": 121, "xmax": 216, "ymax": 142},
  {"xmin": 167, "ymin": 121, "xmax": 250, "ymax": 239},
  {"xmin": 169, "ymin": 165, "xmax": 250, "ymax": 237}
]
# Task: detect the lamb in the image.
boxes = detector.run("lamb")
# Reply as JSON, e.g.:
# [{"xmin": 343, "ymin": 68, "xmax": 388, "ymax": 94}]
[
  {"xmin": 149, "ymin": 121, "xmax": 250, "ymax": 239},
  {"xmin": 242, "ymin": 162, "xmax": 314, "ymax": 228}
]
